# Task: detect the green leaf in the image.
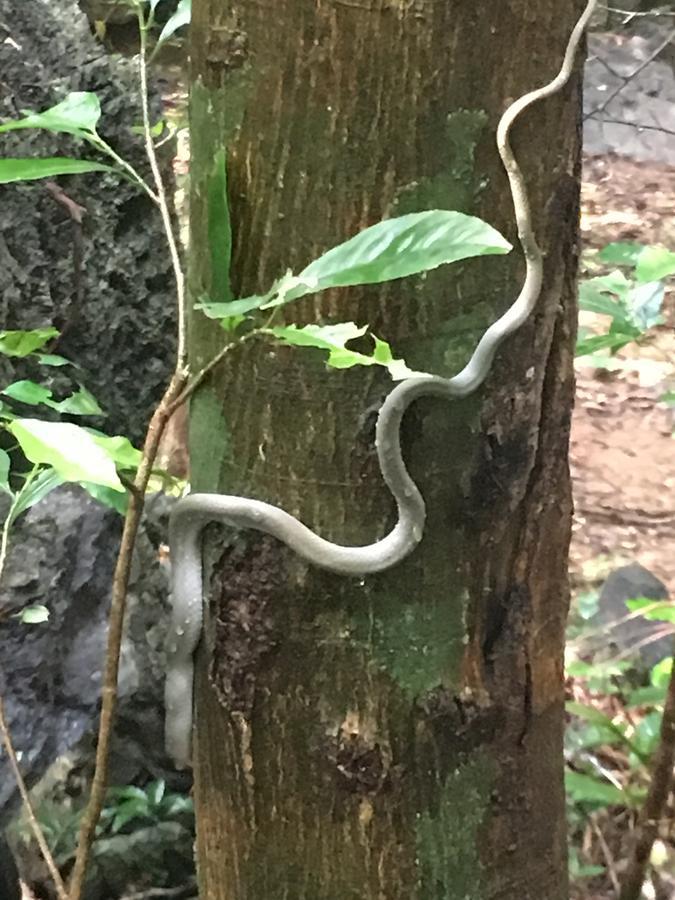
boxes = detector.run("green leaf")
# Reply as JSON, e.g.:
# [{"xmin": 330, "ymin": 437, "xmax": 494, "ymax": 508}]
[
  {"xmin": 2, "ymin": 382, "xmax": 104, "ymax": 416},
  {"xmin": 0, "ymin": 448, "xmax": 10, "ymax": 494},
  {"xmin": 651, "ymin": 658, "xmax": 673, "ymax": 689},
  {"xmin": 625, "ymin": 598, "xmax": 675, "ymax": 623},
  {"xmin": 49, "ymin": 387, "xmax": 105, "ymax": 416},
  {"xmin": 196, "ymin": 295, "xmax": 268, "ymax": 319},
  {"xmin": 157, "ymin": 0, "xmax": 191, "ymax": 44},
  {"xmin": 81, "ymin": 482, "xmax": 129, "ymax": 515},
  {"xmin": 260, "ymin": 211, "xmax": 511, "ymax": 308},
  {"xmin": 36, "ymin": 354, "xmax": 70, "ymax": 367},
  {"xmin": 575, "ymin": 332, "xmax": 636, "ymax": 357},
  {"xmin": 8, "ymin": 420, "xmax": 123, "ymax": 491},
  {"xmin": 11, "ymin": 468, "xmax": 65, "ymax": 520},
  {"xmin": 635, "ymin": 245, "xmax": 675, "ymax": 283},
  {"xmin": 598, "ymin": 242, "xmax": 646, "ymax": 267},
  {"xmin": 578, "ymin": 281, "xmax": 631, "ymax": 321},
  {"xmin": 659, "ymin": 390, "xmax": 675, "ymax": 408},
  {"xmin": 266, "ymin": 323, "xmax": 422, "ymax": 379},
  {"xmin": 565, "ymin": 770, "xmax": 636, "ymax": 808},
  {"xmin": 2, "ymin": 380, "xmax": 53, "ymax": 406},
  {"xmin": 86, "ymin": 432, "xmax": 141, "ymax": 470},
  {"xmin": 0, "ymin": 158, "xmax": 114, "ymax": 185},
  {"xmin": 0, "ymin": 92, "xmax": 101, "ymax": 137},
  {"xmin": 17, "ymin": 605, "xmax": 50, "ymax": 625},
  {"xmin": 0, "ymin": 328, "xmax": 58, "ymax": 357}
]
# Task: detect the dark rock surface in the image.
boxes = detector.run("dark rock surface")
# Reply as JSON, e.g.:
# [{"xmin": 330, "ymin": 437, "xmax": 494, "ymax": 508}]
[
  {"xmin": 0, "ymin": 486, "xmax": 183, "ymax": 825},
  {"xmin": 0, "ymin": 0, "xmax": 176, "ymax": 443},
  {"xmin": 588, "ymin": 563, "xmax": 673, "ymax": 672}
]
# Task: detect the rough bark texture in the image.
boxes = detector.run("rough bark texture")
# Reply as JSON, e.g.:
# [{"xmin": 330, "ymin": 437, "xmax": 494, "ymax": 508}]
[
  {"xmin": 0, "ymin": 0, "xmax": 175, "ymax": 443},
  {"xmin": 188, "ymin": 1, "xmax": 582, "ymax": 897}
]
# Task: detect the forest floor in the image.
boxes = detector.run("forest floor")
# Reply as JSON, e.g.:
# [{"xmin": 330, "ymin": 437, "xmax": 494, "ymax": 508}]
[
  {"xmin": 571, "ymin": 153, "xmax": 675, "ymax": 601},
  {"xmin": 569, "ymin": 153, "xmax": 675, "ymax": 900}
]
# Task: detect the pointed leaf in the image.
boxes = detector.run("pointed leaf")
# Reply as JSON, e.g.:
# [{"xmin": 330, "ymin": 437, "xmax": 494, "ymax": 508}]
[
  {"xmin": 0, "ymin": 329, "xmax": 58, "ymax": 357},
  {"xmin": 11, "ymin": 468, "xmax": 65, "ymax": 520},
  {"xmin": 8, "ymin": 419, "xmax": 123, "ymax": 490},
  {"xmin": 0, "ymin": 158, "xmax": 114, "ymax": 184},
  {"xmin": 36, "ymin": 354, "xmax": 70, "ymax": 367},
  {"xmin": 266, "ymin": 323, "xmax": 423, "ymax": 379},
  {"xmin": 2, "ymin": 380, "xmax": 53, "ymax": 406},
  {"xmin": 87, "ymin": 432, "xmax": 141, "ymax": 470},
  {"xmin": 0, "ymin": 92, "xmax": 101, "ymax": 136},
  {"xmin": 260, "ymin": 211, "xmax": 510, "ymax": 308},
  {"xmin": 48, "ymin": 387, "xmax": 105, "ymax": 416},
  {"xmin": 565, "ymin": 770, "xmax": 638, "ymax": 807},
  {"xmin": 157, "ymin": 0, "xmax": 191, "ymax": 44}
]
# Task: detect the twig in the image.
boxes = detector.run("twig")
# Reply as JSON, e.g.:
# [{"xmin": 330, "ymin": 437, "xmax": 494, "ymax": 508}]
[
  {"xmin": 587, "ymin": 113, "xmax": 675, "ymax": 138},
  {"xmin": 584, "ymin": 27, "xmax": 675, "ymax": 121},
  {"xmin": 619, "ymin": 646, "xmax": 675, "ymax": 900},
  {"xmin": 591, "ymin": 814, "xmax": 621, "ymax": 895},
  {"xmin": 165, "ymin": 329, "xmax": 261, "ymax": 417},
  {"xmin": 0, "ymin": 697, "xmax": 68, "ymax": 900}
]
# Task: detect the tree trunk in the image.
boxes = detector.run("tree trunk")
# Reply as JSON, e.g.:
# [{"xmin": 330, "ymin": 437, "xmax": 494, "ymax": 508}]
[{"xmin": 187, "ymin": 1, "xmax": 583, "ymax": 897}]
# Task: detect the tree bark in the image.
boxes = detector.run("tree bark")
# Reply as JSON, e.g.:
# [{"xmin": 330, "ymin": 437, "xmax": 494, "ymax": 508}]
[{"xmin": 187, "ymin": 1, "xmax": 583, "ymax": 897}]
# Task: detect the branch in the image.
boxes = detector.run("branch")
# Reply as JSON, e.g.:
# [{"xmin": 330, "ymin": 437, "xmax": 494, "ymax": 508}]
[
  {"xmin": 586, "ymin": 113, "xmax": 675, "ymax": 138},
  {"xmin": 0, "ymin": 695, "xmax": 68, "ymax": 900},
  {"xmin": 619, "ymin": 655, "xmax": 675, "ymax": 900}
]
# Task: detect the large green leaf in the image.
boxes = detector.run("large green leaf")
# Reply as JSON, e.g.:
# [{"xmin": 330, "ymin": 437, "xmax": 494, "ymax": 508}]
[
  {"xmin": 8, "ymin": 419, "xmax": 123, "ymax": 490},
  {"xmin": 157, "ymin": 0, "xmax": 191, "ymax": 44},
  {"xmin": 635, "ymin": 245, "xmax": 675, "ymax": 283},
  {"xmin": 0, "ymin": 92, "xmax": 101, "ymax": 137},
  {"xmin": 0, "ymin": 158, "xmax": 114, "ymax": 184},
  {"xmin": 263, "ymin": 210, "xmax": 511, "ymax": 308},
  {"xmin": 266, "ymin": 323, "xmax": 422, "ymax": 379},
  {"xmin": 0, "ymin": 328, "xmax": 58, "ymax": 357}
]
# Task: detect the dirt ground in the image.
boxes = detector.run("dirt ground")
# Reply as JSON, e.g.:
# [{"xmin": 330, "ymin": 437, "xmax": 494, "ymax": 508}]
[{"xmin": 570, "ymin": 154, "xmax": 675, "ymax": 601}]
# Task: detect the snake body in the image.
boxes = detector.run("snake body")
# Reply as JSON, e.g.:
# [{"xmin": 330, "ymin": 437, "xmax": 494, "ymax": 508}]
[{"xmin": 165, "ymin": 0, "xmax": 596, "ymax": 768}]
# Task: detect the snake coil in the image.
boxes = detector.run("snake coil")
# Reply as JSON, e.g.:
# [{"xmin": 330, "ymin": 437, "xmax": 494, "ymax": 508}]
[{"xmin": 165, "ymin": 0, "xmax": 596, "ymax": 768}]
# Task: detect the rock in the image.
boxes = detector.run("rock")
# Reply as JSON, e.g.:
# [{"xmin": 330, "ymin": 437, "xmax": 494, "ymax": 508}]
[
  {"xmin": 589, "ymin": 563, "xmax": 673, "ymax": 673},
  {"xmin": 0, "ymin": 0, "xmax": 176, "ymax": 443},
  {"xmin": 0, "ymin": 486, "xmax": 186, "ymax": 827}
]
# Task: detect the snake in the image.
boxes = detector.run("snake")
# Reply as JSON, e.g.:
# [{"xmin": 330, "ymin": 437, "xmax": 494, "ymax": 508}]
[{"xmin": 164, "ymin": 0, "xmax": 597, "ymax": 769}]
